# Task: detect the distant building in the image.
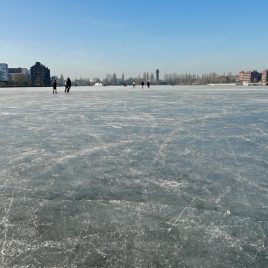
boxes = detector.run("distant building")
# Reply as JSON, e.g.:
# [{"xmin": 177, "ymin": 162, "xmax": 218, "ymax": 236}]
[
  {"xmin": 238, "ymin": 70, "xmax": 262, "ymax": 84},
  {"xmin": 252, "ymin": 71, "xmax": 262, "ymax": 83},
  {"xmin": 238, "ymin": 71, "xmax": 250, "ymax": 84},
  {"xmin": 156, "ymin": 69, "xmax": 160, "ymax": 81},
  {"xmin": 8, "ymin": 67, "xmax": 28, "ymax": 76},
  {"xmin": 0, "ymin": 63, "xmax": 8, "ymax": 81},
  {"xmin": 262, "ymin": 70, "xmax": 268, "ymax": 85},
  {"xmin": 150, "ymin": 73, "xmax": 154, "ymax": 82},
  {"xmin": 112, "ymin": 73, "xmax": 117, "ymax": 85},
  {"xmin": 30, "ymin": 62, "xmax": 51, "ymax": 87},
  {"xmin": 143, "ymin": 72, "xmax": 147, "ymax": 82},
  {"xmin": 8, "ymin": 67, "xmax": 30, "ymax": 86},
  {"xmin": 58, "ymin": 74, "xmax": 64, "ymax": 86}
]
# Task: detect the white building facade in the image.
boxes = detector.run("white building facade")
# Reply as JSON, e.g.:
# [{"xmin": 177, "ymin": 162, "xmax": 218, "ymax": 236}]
[{"xmin": 8, "ymin": 67, "xmax": 28, "ymax": 80}]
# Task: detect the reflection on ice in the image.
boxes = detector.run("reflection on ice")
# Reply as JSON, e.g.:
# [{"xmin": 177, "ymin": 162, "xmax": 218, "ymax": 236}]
[{"xmin": 0, "ymin": 86, "xmax": 268, "ymax": 267}]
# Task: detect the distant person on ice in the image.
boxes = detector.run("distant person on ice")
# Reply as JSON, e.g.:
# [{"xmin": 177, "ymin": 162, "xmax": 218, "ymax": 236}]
[
  {"xmin": 141, "ymin": 81, "xmax": 144, "ymax": 88},
  {"xmin": 52, "ymin": 80, "xmax": 57, "ymax": 94},
  {"xmin": 132, "ymin": 81, "xmax": 136, "ymax": 88},
  {"xmin": 147, "ymin": 81, "xmax": 150, "ymax": 88},
  {"xmin": 66, "ymin": 77, "xmax": 72, "ymax": 93}
]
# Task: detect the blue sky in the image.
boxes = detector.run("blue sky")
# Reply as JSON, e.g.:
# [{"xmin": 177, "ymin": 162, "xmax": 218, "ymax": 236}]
[{"xmin": 1, "ymin": 0, "xmax": 268, "ymax": 79}]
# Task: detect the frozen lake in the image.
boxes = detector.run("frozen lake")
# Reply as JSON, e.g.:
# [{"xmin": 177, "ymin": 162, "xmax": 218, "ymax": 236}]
[{"xmin": 0, "ymin": 85, "xmax": 268, "ymax": 267}]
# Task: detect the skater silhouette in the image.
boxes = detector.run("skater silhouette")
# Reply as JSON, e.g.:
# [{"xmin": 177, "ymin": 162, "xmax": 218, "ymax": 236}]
[
  {"xmin": 65, "ymin": 77, "xmax": 72, "ymax": 93},
  {"xmin": 52, "ymin": 80, "xmax": 57, "ymax": 94}
]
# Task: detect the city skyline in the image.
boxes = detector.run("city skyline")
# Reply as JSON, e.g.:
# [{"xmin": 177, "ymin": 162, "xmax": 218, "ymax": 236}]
[{"xmin": 1, "ymin": 0, "xmax": 268, "ymax": 79}]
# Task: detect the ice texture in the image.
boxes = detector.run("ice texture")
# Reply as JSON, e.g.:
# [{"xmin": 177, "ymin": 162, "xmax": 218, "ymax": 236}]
[{"xmin": 0, "ymin": 85, "xmax": 268, "ymax": 267}]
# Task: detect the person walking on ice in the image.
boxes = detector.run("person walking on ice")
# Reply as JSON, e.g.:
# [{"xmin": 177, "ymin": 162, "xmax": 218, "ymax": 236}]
[
  {"xmin": 65, "ymin": 77, "xmax": 72, "ymax": 93},
  {"xmin": 52, "ymin": 80, "xmax": 57, "ymax": 94}
]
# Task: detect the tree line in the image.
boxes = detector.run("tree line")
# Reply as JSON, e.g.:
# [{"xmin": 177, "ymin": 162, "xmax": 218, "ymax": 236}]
[{"xmin": 162, "ymin": 72, "xmax": 236, "ymax": 85}]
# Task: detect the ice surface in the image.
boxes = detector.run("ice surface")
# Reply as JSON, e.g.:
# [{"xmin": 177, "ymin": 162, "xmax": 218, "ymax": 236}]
[{"xmin": 0, "ymin": 85, "xmax": 268, "ymax": 267}]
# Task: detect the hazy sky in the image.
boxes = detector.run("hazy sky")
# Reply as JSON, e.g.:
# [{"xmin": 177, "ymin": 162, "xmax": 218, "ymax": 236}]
[{"xmin": 1, "ymin": 0, "xmax": 268, "ymax": 79}]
